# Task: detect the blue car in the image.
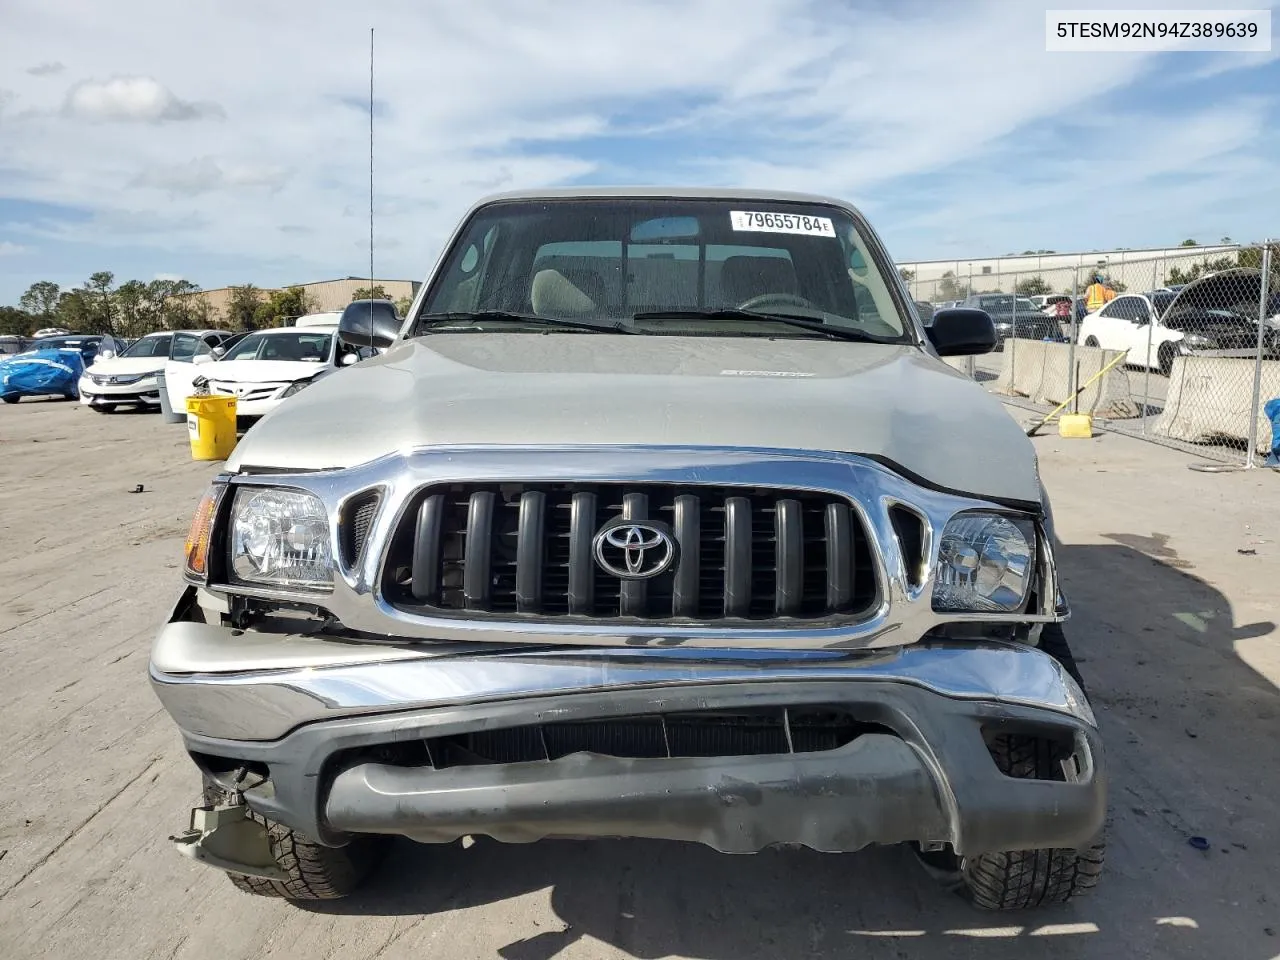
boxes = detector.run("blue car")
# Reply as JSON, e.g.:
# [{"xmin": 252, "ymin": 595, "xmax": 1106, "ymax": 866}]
[{"xmin": 0, "ymin": 333, "xmax": 125, "ymax": 404}]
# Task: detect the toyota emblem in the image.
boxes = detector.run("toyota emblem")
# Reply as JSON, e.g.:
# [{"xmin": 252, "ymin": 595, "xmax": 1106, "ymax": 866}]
[{"xmin": 592, "ymin": 519, "xmax": 677, "ymax": 580}]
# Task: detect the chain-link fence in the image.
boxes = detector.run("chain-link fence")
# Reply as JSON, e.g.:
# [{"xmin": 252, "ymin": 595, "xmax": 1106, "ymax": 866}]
[{"xmin": 914, "ymin": 242, "xmax": 1280, "ymax": 466}]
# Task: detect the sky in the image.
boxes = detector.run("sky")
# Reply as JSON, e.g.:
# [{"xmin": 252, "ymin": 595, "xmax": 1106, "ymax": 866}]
[{"xmin": 1, "ymin": 0, "xmax": 1278, "ymax": 305}]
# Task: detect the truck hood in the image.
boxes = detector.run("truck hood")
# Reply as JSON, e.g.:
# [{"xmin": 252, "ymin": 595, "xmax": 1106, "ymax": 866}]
[
  {"xmin": 229, "ymin": 334, "xmax": 1040, "ymax": 504},
  {"xmin": 202, "ymin": 358, "xmax": 327, "ymax": 384}
]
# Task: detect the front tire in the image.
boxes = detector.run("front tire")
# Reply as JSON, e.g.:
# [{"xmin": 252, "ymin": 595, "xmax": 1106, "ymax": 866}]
[
  {"xmin": 959, "ymin": 733, "xmax": 1106, "ymax": 910},
  {"xmin": 201, "ymin": 777, "xmax": 387, "ymax": 901},
  {"xmin": 917, "ymin": 626, "xmax": 1105, "ymax": 910},
  {"xmin": 1084, "ymin": 336, "xmax": 1099, "ymax": 348},
  {"xmin": 1158, "ymin": 342, "xmax": 1176, "ymax": 377},
  {"xmin": 1, "ymin": 395, "xmax": 18, "ymax": 404},
  {"xmin": 91, "ymin": 403, "xmax": 116, "ymax": 413}
]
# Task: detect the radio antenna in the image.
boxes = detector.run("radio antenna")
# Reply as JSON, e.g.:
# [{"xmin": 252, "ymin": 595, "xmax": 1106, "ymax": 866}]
[{"xmin": 368, "ymin": 26, "xmax": 375, "ymax": 354}]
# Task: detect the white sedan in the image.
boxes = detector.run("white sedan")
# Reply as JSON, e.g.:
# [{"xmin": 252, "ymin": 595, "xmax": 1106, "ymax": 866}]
[
  {"xmin": 78, "ymin": 329, "xmax": 232, "ymax": 412},
  {"xmin": 1076, "ymin": 291, "xmax": 1264, "ymax": 375},
  {"xmin": 192, "ymin": 322, "xmax": 372, "ymax": 420}
]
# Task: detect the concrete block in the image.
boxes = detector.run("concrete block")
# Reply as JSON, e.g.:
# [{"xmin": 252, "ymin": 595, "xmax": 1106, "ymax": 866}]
[
  {"xmin": 993, "ymin": 339, "xmax": 1140, "ymax": 419},
  {"xmin": 1153, "ymin": 357, "xmax": 1280, "ymax": 453}
]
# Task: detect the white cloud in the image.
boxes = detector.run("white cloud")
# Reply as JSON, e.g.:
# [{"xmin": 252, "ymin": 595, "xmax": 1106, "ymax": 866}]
[
  {"xmin": 153, "ymin": 272, "xmax": 184, "ymax": 282},
  {"xmin": 0, "ymin": 241, "xmax": 28, "ymax": 256},
  {"xmin": 62, "ymin": 75, "xmax": 223, "ymax": 123},
  {"xmin": 27, "ymin": 61, "xmax": 64, "ymax": 76},
  {"xmin": 131, "ymin": 157, "xmax": 289, "ymax": 196},
  {"xmin": 0, "ymin": 0, "xmax": 1275, "ymax": 297}
]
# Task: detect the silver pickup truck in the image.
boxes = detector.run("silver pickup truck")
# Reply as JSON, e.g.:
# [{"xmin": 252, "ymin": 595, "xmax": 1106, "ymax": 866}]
[{"xmin": 151, "ymin": 187, "xmax": 1105, "ymax": 911}]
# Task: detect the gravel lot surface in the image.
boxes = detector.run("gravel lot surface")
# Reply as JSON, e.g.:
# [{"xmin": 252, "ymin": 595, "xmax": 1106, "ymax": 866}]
[{"xmin": 1, "ymin": 397, "xmax": 1277, "ymax": 959}]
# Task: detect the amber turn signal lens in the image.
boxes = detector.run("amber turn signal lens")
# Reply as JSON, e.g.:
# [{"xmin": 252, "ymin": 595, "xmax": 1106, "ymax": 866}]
[{"xmin": 184, "ymin": 487, "xmax": 221, "ymax": 579}]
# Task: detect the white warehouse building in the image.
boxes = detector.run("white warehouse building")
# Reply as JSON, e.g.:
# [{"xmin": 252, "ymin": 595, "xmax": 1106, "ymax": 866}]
[{"xmin": 896, "ymin": 244, "xmax": 1240, "ymax": 302}]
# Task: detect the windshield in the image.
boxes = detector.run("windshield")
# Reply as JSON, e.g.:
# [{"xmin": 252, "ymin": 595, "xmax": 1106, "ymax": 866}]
[
  {"xmin": 120, "ymin": 334, "xmax": 173, "ymax": 359},
  {"xmin": 222, "ymin": 331, "xmax": 334, "ymax": 362},
  {"xmin": 30, "ymin": 337, "xmax": 92, "ymax": 352},
  {"xmin": 416, "ymin": 197, "xmax": 912, "ymax": 341},
  {"xmin": 1152, "ymin": 292, "xmax": 1176, "ymax": 316},
  {"xmin": 977, "ymin": 296, "xmax": 1038, "ymax": 313}
]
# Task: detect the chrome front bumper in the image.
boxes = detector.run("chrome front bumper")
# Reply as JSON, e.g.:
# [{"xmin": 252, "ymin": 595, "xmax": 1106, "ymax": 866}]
[
  {"xmin": 152, "ymin": 616, "xmax": 1103, "ymax": 859},
  {"xmin": 151, "ymin": 617, "xmax": 1094, "ymax": 743}
]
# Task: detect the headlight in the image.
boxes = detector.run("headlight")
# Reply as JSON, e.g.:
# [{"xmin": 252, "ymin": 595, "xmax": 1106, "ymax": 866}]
[
  {"xmin": 280, "ymin": 377, "xmax": 316, "ymax": 399},
  {"xmin": 932, "ymin": 512, "xmax": 1036, "ymax": 613},
  {"xmin": 230, "ymin": 487, "xmax": 333, "ymax": 589},
  {"xmin": 1183, "ymin": 333, "xmax": 1214, "ymax": 349}
]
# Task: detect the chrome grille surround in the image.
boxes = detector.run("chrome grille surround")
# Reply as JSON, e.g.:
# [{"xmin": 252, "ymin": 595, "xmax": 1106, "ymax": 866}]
[{"xmin": 197, "ymin": 445, "xmax": 1065, "ymax": 651}]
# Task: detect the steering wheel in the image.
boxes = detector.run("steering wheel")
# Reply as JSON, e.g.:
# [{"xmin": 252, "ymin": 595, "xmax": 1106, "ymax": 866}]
[{"xmin": 738, "ymin": 292, "xmax": 814, "ymax": 312}]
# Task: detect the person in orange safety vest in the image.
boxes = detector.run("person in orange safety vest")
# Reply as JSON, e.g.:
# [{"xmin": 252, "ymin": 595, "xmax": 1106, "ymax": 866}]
[{"xmin": 1084, "ymin": 273, "xmax": 1116, "ymax": 313}]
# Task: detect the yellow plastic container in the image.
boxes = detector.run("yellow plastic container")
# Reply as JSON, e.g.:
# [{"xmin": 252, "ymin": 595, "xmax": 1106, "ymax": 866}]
[
  {"xmin": 1058, "ymin": 413, "xmax": 1093, "ymax": 439},
  {"xmin": 185, "ymin": 395, "xmax": 238, "ymax": 461}
]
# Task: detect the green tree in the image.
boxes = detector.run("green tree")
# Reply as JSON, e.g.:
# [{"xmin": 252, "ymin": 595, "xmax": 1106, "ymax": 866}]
[
  {"xmin": 254, "ymin": 286, "xmax": 317, "ymax": 328},
  {"xmin": 18, "ymin": 281, "xmax": 60, "ymax": 320},
  {"xmin": 1179, "ymin": 239, "xmax": 1198, "ymax": 247},
  {"xmin": 84, "ymin": 271, "xmax": 117, "ymax": 334},
  {"xmin": 898, "ymin": 268, "xmax": 915, "ymax": 283},
  {"xmin": 0, "ymin": 305, "xmax": 33, "ymax": 336},
  {"xmin": 1015, "ymin": 276, "xmax": 1052, "ymax": 296},
  {"xmin": 114, "ymin": 279, "xmax": 152, "ymax": 337},
  {"xmin": 351, "ymin": 284, "xmax": 390, "ymax": 301},
  {"xmin": 1166, "ymin": 255, "xmax": 1237, "ymax": 286},
  {"xmin": 226, "ymin": 284, "xmax": 265, "ymax": 330},
  {"xmin": 54, "ymin": 288, "xmax": 95, "ymax": 331},
  {"xmin": 394, "ymin": 295, "xmax": 412, "ymax": 317},
  {"xmin": 1236, "ymin": 243, "xmax": 1280, "ymax": 275},
  {"xmin": 179, "ymin": 293, "xmax": 219, "ymax": 329},
  {"xmin": 936, "ymin": 271, "xmax": 972, "ymax": 300}
]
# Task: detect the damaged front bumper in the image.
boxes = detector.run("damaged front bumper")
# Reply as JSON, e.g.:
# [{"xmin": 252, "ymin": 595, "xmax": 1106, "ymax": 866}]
[{"xmin": 151, "ymin": 607, "xmax": 1105, "ymax": 869}]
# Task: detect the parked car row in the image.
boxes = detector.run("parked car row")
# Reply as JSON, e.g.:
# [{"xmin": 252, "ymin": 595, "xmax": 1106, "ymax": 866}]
[
  {"xmin": 1074, "ymin": 271, "xmax": 1280, "ymax": 376},
  {"xmin": 1, "ymin": 301, "xmax": 396, "ymax": 415},
  {"xmin": 0, "ymin": 333, "xmax": 127, "ymax": 403}
]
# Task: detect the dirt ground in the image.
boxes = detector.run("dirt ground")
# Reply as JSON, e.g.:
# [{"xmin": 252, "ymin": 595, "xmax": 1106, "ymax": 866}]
[{"xmin": 1, "ymin": 396, "xmax": 1278, "ymax": 960}]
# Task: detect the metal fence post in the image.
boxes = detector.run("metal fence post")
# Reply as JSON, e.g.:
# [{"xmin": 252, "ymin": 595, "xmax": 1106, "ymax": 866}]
[
  {"xmin": 1067, "ymin": 271, "xmax": 1078, "ymax": 398},
  {"xmin": 1246, "ymin": 241, "xmax": 1273, "ymax": 467},
  {"xmin": 1009, "ymin": 273, "xmax": 1018, "ymax": 390},
  {"xmin": 1143, "ymin": 260, "xmax": 1157, "ymax": 433}
]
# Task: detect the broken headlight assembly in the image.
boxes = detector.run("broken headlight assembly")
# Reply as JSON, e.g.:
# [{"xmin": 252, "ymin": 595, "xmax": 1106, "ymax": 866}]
[{"xmin": 931, "ymin": 512, "xmax": 1035, "ymax": 613}]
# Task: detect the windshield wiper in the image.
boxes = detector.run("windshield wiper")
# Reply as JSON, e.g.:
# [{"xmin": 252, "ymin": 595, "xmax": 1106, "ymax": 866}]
[
  {"xmin": 416, "ymin": 311, "xmax": 633, "ymax": 335},
  {"xmin": 631, "ymin": 309, "xmax": 894, "ymax": 343}
]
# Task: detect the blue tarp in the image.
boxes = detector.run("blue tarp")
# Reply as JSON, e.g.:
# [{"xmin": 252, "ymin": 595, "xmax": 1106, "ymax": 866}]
[
  {"xmin": 0, "ymin": 348, "xmax": 85, "ymax": 401},
  {"xmin": 1265, "ymin": 397, "xmax": 1280, "ymax": 467}
]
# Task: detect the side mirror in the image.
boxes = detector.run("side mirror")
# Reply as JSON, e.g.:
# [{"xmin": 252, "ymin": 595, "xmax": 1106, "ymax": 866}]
[
  {"xmin": 925, "ymin": 308, "xmax": 997, "ymax": 356},
  {"xmin": 339, "ymin": 351, "xmax": 359, "ymax": 367},
  {"xmin": 192, "ymin": 353, "xmax": 213, "ymax": 365},
  {"xmin": 98, "ymin": 349, "xmax": 115, "ymax": 361},
  {"xmin": 211, "ymin": 345, "xmax": 227, "ymax": 358},
  {"xmin": 339, "ymin": 299, "xmax": 401, "ymax": 351}
]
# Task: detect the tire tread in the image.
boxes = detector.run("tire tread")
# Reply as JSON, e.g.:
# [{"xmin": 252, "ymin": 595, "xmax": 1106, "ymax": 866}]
[
  {"xmin": 960, "ymin": 730, "xmax": 1106, "ymax": 910},
  {"xmin": 200, "ymin": 777, "xmax": 383, "ymax": 901}
]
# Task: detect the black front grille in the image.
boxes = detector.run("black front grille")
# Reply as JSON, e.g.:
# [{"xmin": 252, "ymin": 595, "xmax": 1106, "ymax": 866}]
[
  {"xmin": 339, "ymin": 491, "xmax": 380, "ymax": 568},
  {"xmin": 380, "ymin": 482, "xmax": 877, "ymax": 623},
  {"xmin": 421, "ymin": 707, "xmax": 881, "ymax": 767}
]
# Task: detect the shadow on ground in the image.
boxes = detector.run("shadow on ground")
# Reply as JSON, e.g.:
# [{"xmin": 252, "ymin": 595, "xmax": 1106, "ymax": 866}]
[{"xmin": 300, "ymin": 543, "xmax": 1279, "ymax": 959}]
